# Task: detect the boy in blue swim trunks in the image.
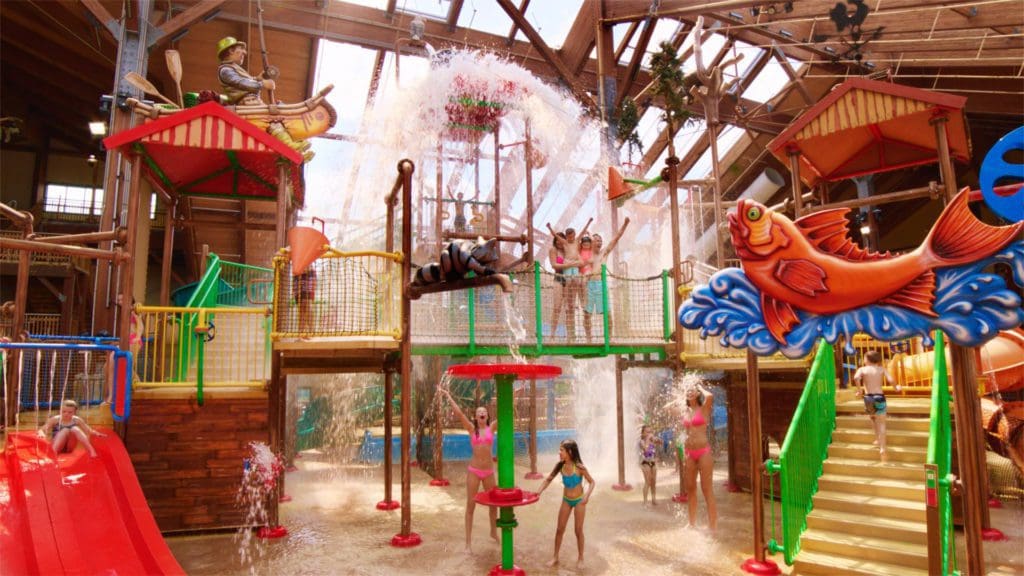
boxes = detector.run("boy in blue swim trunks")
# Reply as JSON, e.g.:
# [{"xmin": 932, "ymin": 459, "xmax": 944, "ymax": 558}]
[{"xmin": 854, "ymin": 351, "xmax": 898, "ymax": 463}]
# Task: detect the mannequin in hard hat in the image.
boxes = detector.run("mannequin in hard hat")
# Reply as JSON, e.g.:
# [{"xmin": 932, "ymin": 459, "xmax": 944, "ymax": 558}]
[
  {"xmin": 217, "ymin": 37, "xmax": 275, "ymax": 106},
  {"xmin": 215, "ymin": 37, "xmax": 313, "ymax": 161}
]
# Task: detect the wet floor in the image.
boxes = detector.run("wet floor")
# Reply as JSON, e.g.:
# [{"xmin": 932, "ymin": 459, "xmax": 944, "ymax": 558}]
[{"xmin": 166, "ymin": 451, "xmax": 1023, "ymax": 575}]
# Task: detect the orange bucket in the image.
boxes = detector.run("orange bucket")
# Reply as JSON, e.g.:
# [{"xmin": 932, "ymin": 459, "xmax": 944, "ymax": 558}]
[
  {"xmin": 288, "ymin": 217, "xmax": 328, "ymax": 276},
  {"xmin": 608, "ymin": 166, "xmax": 630, "ymax": 201}
]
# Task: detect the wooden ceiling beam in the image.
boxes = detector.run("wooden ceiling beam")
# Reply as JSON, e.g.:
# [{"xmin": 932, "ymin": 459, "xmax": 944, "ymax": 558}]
[
  {"xmin": 494, "ymin": 0, "xmax": 598, "ymax": 114},
  {"xmin": 79, "ymin": 0, "xmax": 120, "ymax": 42},
  {"xmin": 612, "ymin": 21, "xmax": 640, "ymax": 64},
  {"xmin": 614, "ymin": 15, "xmax": 658, "ymax": 110},
  {"xmin": 601, "ymin": 0, "xmax": 766, "ymax": 25},
  {"xmin": 505, "ymin": 0, "xmax": 531, "ymax": 46},
  {"xmin": 149, "ymin": 0, "xmax": 230, "ymax": 49},
  {"xmin": 2, "ymin": 5, "xmax": 116, "ymax": 69},
  {"xmin": 446, "ymin": 0, "xmax": 465, "ymax": 32},
  {"xmin": 559, "ymin": 0, "xmax": 597, "ymax": 75},
  {"xmin": 0, "ymin": 38, "xmax": 110, "ymax": 93}
]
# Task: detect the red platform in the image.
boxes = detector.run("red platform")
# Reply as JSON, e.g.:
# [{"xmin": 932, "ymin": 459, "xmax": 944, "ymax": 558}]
[
  {"xmin": 429, "ymin": 478, "xmax": 451, "ymax": 487},
  {"xmin": 740, "ymin": 558, "xmax": 781, "ymax": 575},
  {"xmin": 488, "ymin": 565, "xmax": 527, "ymax": 576},
  {"xmin": 256, "ymin": 525, "xmax": 289, "ymax": 539},
  {"xmin": 447, "ymin": 364, "xmax": 562, "ymax": 380},
  {"xmin": 474, "ymin": 487, "xmax": 541, "ymax": 508},
  {"xmin": 672, "ymin": 492, "xmax": 689, "ymax": 503},
  {"xmin": 612, "ymin": 483, "xmax": 633, "ymax": 491},
  {"xmin": 279, "ymin": 493, "xmax": 293, "ymax": 503},
  {"xmin": 376, "ymin": 500, "xmax": 401, "ymax": 511},
  {"xmin": 982, "ymin": 527, "xmax": 1007, "ymax": 541},
  {"xmin": 524, "ymin": 472, "xmax": 545, "ymax": 480},
  {"xmin": 391, "ymin": 532, "xmax": 423, "ymax": 547}
]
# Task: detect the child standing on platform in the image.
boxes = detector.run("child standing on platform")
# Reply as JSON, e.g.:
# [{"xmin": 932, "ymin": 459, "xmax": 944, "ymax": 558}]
[{"xmin": 854, "ymin": 350, "xmax": 898, "ymax": 463}]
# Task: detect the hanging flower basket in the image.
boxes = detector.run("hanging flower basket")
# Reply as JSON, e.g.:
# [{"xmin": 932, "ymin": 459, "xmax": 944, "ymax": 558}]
[{"xmin": 444, "ymin": 76, "xmax": 523, "ymax": 143}]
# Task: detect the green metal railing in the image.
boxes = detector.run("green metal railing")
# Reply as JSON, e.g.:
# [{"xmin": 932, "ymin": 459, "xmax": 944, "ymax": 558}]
[
  {"xmin": 926, "ymin": 331, "xmax": 958, "ymax": 575},
  {"xmin": 410, "ymin": 261, "xmax": 672, "ymax": 358},
  {"xmin": 766, "ymin": 341, "xmax": 836, "ymax": 565},
  {"xmin": 218, "ymin": 259, "xmax": 274, "ymax": 306}
]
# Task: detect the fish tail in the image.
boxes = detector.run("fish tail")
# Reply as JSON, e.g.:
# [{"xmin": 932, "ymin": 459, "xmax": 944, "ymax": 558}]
[{"xmin": 926, "ymin": 187, "xmax": 1023, "ymax": 266}]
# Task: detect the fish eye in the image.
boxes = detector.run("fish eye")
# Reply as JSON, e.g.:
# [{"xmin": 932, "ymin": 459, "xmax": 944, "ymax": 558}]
[{"xmin": 746, "ymin": 206, "xmax": 762, "ymax": 221}]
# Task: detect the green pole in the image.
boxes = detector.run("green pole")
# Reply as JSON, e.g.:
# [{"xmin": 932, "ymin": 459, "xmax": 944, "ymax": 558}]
[
  {"xmin": 468, "ymin": 283, "xmax": 476, "ymax": 356},
  {"xmin": 195, "ymin": 331, "xmax": 205, "ymax": 406},
  {"xmin": 661, "ymin": 270, "xmax": 671, "ymax": 341},
  {"xmin": 496, "ymin": 373, "xmax": 516, "ymax": 570},
  {"xmin": 534, "ymin": 261, "xmax": 544, "ymax": 353},
  {"xmin": 601, "ymin": 265, "xmax": 610, "ymax": 354}
]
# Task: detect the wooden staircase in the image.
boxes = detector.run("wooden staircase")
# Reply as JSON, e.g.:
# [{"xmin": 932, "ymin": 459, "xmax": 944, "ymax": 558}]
[{"xmin": 793, "ymin": 395, "xmax": 932, "ymax": 576}]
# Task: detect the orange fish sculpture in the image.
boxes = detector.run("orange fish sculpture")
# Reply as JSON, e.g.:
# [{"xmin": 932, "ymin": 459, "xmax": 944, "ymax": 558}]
[{"xmin": 728, "ymin": 187, "xmax": 1023, "ymax": 344}]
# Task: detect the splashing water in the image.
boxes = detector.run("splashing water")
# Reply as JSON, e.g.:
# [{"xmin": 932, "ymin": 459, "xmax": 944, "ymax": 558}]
[
  {"xmin": 499, "ymin": 292, "xmax": 528, "ymax": 364},
  {"xmin": 234, "ymin": 442, "xmax": 284, "ymax": 574}
]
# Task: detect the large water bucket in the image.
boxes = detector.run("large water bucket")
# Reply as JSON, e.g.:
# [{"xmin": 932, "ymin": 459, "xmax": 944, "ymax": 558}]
[{"xmin": 288, "ymin": 217, "xmax": 328, "ymax": 276}]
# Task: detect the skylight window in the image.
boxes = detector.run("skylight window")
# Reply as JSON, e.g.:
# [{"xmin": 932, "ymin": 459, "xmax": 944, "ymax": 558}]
[
  {"xmin": 684, "ymin": 125, "xmax": 743, "ymax": 180},
  {"xmin": 340, "ymin": 0, "xmax": 388, "ymax": 8},
  {"xmin": 312, "ymin": 40, "xmax": 378, "ymax": 135},
  {"xmin": 457, "ymin": 0, "xmax": 514, "ymax": 37},
  {"xmin": 395, "ymin": 0, "xmax": 452, "ymax": 20},
  {"xmin": 618, "ymin": 19, "xmax": 684, "ymax": 66},
  {"xmin": 742, "ymin": 56, "xmax": 804, "ymax": 103}
]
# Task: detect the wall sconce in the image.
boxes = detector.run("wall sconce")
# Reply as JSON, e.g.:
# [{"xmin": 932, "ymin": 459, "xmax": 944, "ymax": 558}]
[
  {"xmin": 859, "ymin": 223, "xmax": 871, "ymax": 236},
  {"xmin": 88, "ymin": 121, "xmax": 107, "ymax": 136}
]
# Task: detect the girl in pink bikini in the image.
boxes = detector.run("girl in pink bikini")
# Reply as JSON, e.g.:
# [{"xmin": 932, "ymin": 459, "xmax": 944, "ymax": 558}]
[
  {"xmin": 441, "ymin": 388, "xmax": 498, "ymax": 553},
  {"xmin": 681, "ymin": 384, "xmax": 717, "ymax": 530}
]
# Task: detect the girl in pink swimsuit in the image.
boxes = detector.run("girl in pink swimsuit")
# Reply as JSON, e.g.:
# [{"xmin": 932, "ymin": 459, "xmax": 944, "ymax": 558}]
[
  {"xmin": 441, "ymin": 388, "xmax": 498, "ymax": 553},
  {"xmin": 681, "ymin": 385, "xmax": 717, "ymax": 531}
]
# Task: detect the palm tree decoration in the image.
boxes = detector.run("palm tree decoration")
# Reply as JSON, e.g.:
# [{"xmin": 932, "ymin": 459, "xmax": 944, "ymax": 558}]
[{"xmin": 647, "ymin": 41, "xmax": 698, "ymax": 158}]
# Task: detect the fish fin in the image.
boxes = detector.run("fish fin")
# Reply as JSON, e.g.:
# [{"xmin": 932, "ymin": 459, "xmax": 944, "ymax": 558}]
[
  {"xmin": 761, "ymin": 294, "xmax": 800, "ymax": 343},
  {"xmin": 879, "ymin": 271, "xmax": 938, "ymax": 317},
  {"xmin": 774, "ymin": 259, "xmax": 828, "ymax": 297},
  {"xmin": 795, "ymin": 209, "xmax": 891, "ymax": 261},
  {"xmin": 926, "ymin": 187, "xmax": 1024, "ymax": 265}
]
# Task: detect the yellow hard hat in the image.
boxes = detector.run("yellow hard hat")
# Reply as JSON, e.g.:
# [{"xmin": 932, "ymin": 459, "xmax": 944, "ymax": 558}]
[{"xmin": 217, "ymin": 36, "xmax": 246, "ymax": 59}]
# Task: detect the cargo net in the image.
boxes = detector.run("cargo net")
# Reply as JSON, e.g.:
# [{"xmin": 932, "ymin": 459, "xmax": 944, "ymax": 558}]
[
  {"xmin": 411, "ymin": 268, "xmax": 669, "ymax": 346},
  {"xmin": 3, "ymin": 346, "xmax": 110, "ymax": 429},
  {"xmin": 274, "ymin": 253, "xmax": 401, "ymax": 338}
]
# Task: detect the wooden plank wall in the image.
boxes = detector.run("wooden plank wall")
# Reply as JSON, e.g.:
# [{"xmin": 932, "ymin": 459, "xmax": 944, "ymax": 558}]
[
  {"xmin": 125, "ymin": 392, "xmax": 270, "ymax": 532},
  {"xmin": 726, "ymin": 374, "xmax": 805, "ymax": 492}
]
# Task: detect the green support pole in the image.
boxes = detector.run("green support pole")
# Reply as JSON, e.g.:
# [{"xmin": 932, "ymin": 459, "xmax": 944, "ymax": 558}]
[
  {"xmin": 661, "ymin": 270, "xmax": 671, "ymax": 341},
  {"xmin": 468, "ymin": 284, "xmax": 476, "ymax": 356},
  {"xmin": 195, "ymin": 332, "xmax": 205, "ymax": 406},
  {"xmin": 496, "ymin": 373, "xmax": 516, "ymax": 570},
  {"xmin": 601, "ymin": 265, "xmax": 610, "ymax": 354},
  {"xmin": 534, "ymin": 262, "xmax": 544, "ymax": 353}
]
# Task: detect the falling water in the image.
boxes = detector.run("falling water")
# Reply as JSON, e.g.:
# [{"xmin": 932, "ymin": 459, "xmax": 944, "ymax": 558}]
[
  {"xmin": 498, "ymin": 291, "xmax": 527, "ymax": 364},
  {"xmin": 234, "ymin": 442, "xmax": 283, "ymax": 574}
]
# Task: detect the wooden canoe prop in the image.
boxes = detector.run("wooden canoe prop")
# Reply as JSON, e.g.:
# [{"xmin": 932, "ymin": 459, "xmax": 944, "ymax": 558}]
[{"xmin": 126, "ymin": 84, "xmax": 337, "ymax": 141}]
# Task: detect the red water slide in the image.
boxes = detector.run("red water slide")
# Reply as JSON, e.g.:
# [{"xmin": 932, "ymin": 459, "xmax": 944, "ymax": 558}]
[{"xmin": 0, "ymin": 429, "xmax": 185, "ymax": 575}]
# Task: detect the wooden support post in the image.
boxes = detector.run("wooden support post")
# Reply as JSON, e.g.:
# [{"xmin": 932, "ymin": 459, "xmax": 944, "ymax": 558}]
[
  {"xmin": 932, "ymin": 111, "xmax": 991, "ymax": 573},
  {"xmin": 524, "ymin": 121, "xmax": 535, "ymax": 264},
  {"xmin": 160, "ymin": 201, "xmax": 176, "ymax": 306},
  {"xmin": 118, "ymin": 158, "xmax": 143, "ymax": 353},
  {"xmin": 612, "ymin": 355, "xmax": 632, "ymax": 490},
  {"xmin": 377, "ymin": 369, "xmax": 400, "ymax": 509},
  {"xmin": 741, "ymin": 350, "xmax": 780, "ymax": 574},
  {"xmin": 60, "ymin": 274, "xmax": 75, "ymax": 335},
  {"xmin": 436, "ymin": 142, "xmax": 444, "ymax": 259},
  {"xmin": 268, "ymin": 350, "xmax": 283, "ymax": 527},
  {"xmin": 275, "ymin": 161, "xmax": 288, "ymax": 250},
  {"xmin": 787, "ymin": 147, "xmax": 803, "ymax": 218}
]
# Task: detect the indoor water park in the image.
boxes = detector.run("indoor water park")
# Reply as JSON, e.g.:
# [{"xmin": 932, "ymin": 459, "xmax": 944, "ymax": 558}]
[{"xmin": 1, "ymin": 1, "xmax": 1023, "ymax": 575}]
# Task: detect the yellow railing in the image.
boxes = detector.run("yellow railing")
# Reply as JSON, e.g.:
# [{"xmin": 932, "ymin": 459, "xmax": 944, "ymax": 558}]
[
  {"xmin": 271, "ymin": 249, "xmax": 403, "ymax": 339},
  {"xmin": 843, "ymin": 334, "xmax": 932, "ymax": 393},
  {"xmin": 0, "ymin": 313, "xmax": 62, "ymax": 338},
  {"xmin": 133, "ymin": 305, "xmax": 271, "ymax": 390}
]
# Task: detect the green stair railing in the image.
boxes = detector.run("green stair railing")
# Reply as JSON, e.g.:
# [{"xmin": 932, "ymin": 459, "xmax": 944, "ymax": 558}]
[
  {"xmin": 926, "ymin": 331, "xmax": 958, "ymax": 575},
  {"xmin": 766, "ymin": 341, "xmax": 835, "ymax": 565}
]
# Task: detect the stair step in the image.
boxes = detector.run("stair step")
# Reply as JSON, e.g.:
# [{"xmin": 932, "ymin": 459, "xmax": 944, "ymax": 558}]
[
  {"xmin": 832, "ymin": 428, "xmax": 930, "ymax": 448},
  {"xmin": 806, "ymin": 509, "xmax": 927, "ymax": 545},
  {"xmin": 823, "ymin": 457, "xmax": 925, "ymax": 481},
  {"xmin": 812, "ymin": 490, "xmax": 925, "ymax": 522},
  {"xmin": 817, "ymin": 473, "xmax": 924, "ymax": 500},
  {"xmin": 835, "ymin": 415, "xmax": 930, "ymax": 432},
  {"xmin": 801, "ymin": 528, "xmax": 929, "ymax": 570},
  {"xmin": 829, "ymin": 442, "xmax": 927, "ymax": 464},
  {"xmin": 836, "ymin": 398, "xmax": 931, "ymax": 416},
  {"xmin": 793, "ymin": 550, "xmax": 929, "ymax": 576}
]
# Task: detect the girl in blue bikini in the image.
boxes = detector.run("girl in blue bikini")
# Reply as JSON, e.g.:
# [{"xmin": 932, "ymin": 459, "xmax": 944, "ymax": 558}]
[
  {"xmin": 441, "ymin": 388, "xmax": 498, "ymax": 553},
  {"xmin": 537, "ymin": 439, "xmax": 595, "ymax": 568}
]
